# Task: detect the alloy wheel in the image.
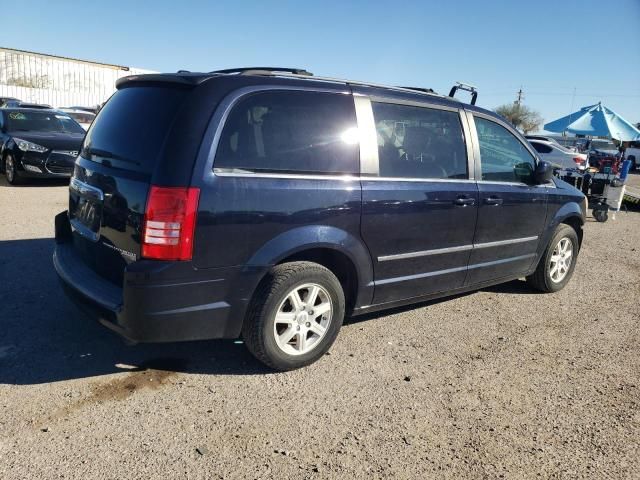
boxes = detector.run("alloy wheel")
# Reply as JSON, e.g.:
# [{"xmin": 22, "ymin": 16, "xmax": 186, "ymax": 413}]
[
  {"xmin": 273, "ymin": 283, "xmax": 333, "ymax": 356},
  {"xmin": 5, "ymin": 156, "xmax": 14, "ymax": 183},
  {"xmin": 549, "ymin": 237, "xmax": 573, "ymax": 283}
]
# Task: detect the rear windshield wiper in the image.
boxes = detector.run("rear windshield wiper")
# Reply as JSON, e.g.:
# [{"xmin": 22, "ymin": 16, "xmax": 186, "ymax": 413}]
[{"xmin": 83, "ymin": 147, "xmax": 140, "ymax": 165}]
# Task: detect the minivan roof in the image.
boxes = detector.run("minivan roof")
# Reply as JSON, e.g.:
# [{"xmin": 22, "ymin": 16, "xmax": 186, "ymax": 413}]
[{"xmin": 116, "ymin": 68, "xmax": 457, "ymax": 104}]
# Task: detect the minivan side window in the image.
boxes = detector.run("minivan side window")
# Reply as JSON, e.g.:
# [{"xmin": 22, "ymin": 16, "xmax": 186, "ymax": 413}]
[
  {"xmin": 371, "ymin": 102, "xmax": 467, "ymax": 179},
  {"xmin": 214, "ymin": 91, "xmax": 359, "ymax": 175},
  {"xmin": 474, "ymin": 117, "xmax": 536, "ymax": 183}
]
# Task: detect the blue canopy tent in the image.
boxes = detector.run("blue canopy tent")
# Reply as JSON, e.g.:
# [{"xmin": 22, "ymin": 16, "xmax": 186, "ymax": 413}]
[{"xmin": 544, "ymin": 102, "xmax": 640, "ymax": 141}]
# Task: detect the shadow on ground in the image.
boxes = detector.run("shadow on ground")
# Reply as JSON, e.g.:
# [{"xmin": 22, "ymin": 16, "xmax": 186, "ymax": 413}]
[
  {"xmin": 0, "ymin": 237, "xmax": 272, "ymax": 386},
  {"xmin": 0, "ymin": 236, "xmax": 540, "ymax": 385},
  {"xmin": 0, "ymin": 177, "xmax": 69, "ymax": 188}
]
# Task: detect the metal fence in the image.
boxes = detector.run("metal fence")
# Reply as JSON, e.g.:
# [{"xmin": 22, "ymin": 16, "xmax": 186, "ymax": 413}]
[{"xmin": 0, "ymin": 47, "xmax": 155, "ymax": 108}]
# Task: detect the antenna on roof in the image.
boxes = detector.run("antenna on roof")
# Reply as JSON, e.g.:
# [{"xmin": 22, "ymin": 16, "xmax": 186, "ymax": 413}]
[{"xmin": 449, "ymin": 82, "xmax": 478, "ymax": 105}]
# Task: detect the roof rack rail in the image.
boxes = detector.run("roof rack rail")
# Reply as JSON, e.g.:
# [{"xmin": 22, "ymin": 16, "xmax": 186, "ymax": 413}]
[
  {"xmin": 449, "ymin": 82, "xmax": 478, "ymax": 105},
  {"xmin": 398, "ymin": 86, "xmax": 436, "ymax": 94},
  {"xmin": 210, "ymin": 67, "xmax": 313, "ymax": 76}
]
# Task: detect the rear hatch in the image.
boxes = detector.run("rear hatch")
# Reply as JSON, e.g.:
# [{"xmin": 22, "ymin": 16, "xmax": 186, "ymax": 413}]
[{"xmin": 69, "ymin": 85, "xmax": 189, "ymax": 285}]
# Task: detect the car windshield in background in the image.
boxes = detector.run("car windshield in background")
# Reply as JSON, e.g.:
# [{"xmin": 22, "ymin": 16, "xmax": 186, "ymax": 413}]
[
  {"xmin": 68, "ymin": 112, "xmax": 95, "ymax": 124},
  {"xmin": 6, "ymin": 110, "xmax": 85, "ymax": 134},
  {"xmin": 592, "ymin": 141, "xmax": 616, "ymax": 150}
]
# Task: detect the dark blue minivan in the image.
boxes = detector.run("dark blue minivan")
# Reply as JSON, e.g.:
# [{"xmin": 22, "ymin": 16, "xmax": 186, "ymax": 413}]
[{"xmin": 54, "ymin": 68, "xmax": 586, "ymax": 370}]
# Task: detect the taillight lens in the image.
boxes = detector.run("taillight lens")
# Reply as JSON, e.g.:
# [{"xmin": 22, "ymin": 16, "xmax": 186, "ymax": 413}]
[
  {"xmin": 573, "ymin": 157, "xmax": 584, "ymax": 164},
  {"xmin": 142, "ymin": 186, "xmax": 200, "ymax": 261}
]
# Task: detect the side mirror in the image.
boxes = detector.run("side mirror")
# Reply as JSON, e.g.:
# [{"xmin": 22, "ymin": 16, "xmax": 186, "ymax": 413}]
[{"xmin": 534, "ymin": 161, "xmax": 554, "ymax": 184}]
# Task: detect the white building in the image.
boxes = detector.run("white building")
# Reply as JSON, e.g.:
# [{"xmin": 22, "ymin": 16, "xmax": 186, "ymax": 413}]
[{"xmin": 0, "ymin": 46, "xmax": 155, "ymax": 108}]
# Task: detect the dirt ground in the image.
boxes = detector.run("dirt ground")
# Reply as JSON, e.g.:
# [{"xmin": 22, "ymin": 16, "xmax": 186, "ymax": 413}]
[{"xmin": 0, "ymin": 174, "xmax": 638, "ymax": 479}]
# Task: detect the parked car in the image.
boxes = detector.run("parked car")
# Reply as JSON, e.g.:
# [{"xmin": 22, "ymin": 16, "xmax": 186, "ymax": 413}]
[
  {"xmin": 14, "ymin": 102, "xmax": 52, "ymax": 109},
  {"xmin": 0, "ymin": 108, "xmax": 85, "ymax": 184},
  {"xmin": 525, "ymin": 135, "xmax": 577, "ymax": 152},
  {"xmin": 587, "ymin": 139, "xmax": 620, "ymax": 171},
  {"xmin": 587, "ymin": 139, "xmax": 619, "ymax": 157},
  {"xmin": 0, "ymin": 100, "xmax": 53, "ymax": 109},
  {"xmin": 59, "ymin": 108, "xmax": 96, "ymax": 130},
  {"xmin": 0, "ymin": 97, "xmax": 21, "ymax": 108},
  {"xmin": 53, "ymin": 68, "xmax": 586, "ymax": 370},
  {"xmin": 624, "ymin": 141, "xmax": 640, "ymax": 171},
  {"xmin": 67, "ymin": 105, "xmax": 101, "ymax": 114},
  {"xmin": 528, "ymin": 139, "xmax": 588, "ymax": 170}
]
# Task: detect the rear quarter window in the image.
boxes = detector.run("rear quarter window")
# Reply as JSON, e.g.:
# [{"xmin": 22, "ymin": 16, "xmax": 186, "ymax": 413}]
[
  {"xmin": 214, "ymin": 90, "xmax": 359, "ymax": 175},
  {"xmin": 82, "ymin": 86, "xmax": 187, "ymax": 173}
]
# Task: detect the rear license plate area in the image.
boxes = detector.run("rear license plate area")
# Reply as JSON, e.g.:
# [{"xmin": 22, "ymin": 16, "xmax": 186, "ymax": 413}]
[{"xmin": 69, "ymin": 177, "xmax": 104, "ymax": 242}]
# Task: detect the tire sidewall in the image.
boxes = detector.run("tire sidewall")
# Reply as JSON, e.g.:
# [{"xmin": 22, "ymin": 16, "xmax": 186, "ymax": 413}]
[
  {"xmin": 258, "ymin": 266, "xmax": 345, "ymax": 370},
  {"xmin": 5, "ymin": 154, "xmax": 16, "ymax": 184},
  {"xmin": 4, "ymin": 153, "xmax": 21, "ymax": 185},
  {"xmin": 542, "ymin": 226, "xmax": 579, "ymax": 292}
]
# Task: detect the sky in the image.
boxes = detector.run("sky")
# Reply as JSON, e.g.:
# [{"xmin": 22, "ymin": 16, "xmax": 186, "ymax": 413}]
[{"xmin": 3, "ymin": 0, "xmax": 639, "ymax": 131}]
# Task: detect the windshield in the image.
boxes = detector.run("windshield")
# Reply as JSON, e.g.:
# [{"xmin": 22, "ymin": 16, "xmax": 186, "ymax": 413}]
[
  {"xmin": 66, "ymin": 112, "xmax": 95, "ymax": 124},
  {"xmin": 591, "ymin": 141, "xmax": 616, "ymax": 150},
  {"xmin": 5, "ymin": 110, "xmax": 85, "ymax": 134}
]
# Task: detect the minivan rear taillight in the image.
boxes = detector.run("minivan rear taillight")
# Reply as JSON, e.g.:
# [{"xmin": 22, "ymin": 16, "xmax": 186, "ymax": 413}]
[
  {"xmin": 142, "ymin": 186, "xmax": 200, "ymax": 260},
  {"xmin": 573, "ymin": 157, "xmax": 584, "ymax": 165}
]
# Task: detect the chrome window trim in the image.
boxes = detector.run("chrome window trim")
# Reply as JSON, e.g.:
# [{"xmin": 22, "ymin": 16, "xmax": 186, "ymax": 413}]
[
  {"xmin": 353, "ymin": 95, "xmax": 378, "ymax": 176},
  {"xmin": 459, "ymin": 110, "xmax": 476, "ymax": 181},
  {"xmin": 362, "ymin": 176, "xmax": 474, "ymax": 183},
  {"xmin": 464, "ymin": 111, "xmax": 482, "ymax": 180},
  {"xmin": 213, "ymin": 171, "xmax": 359, "ymax": 182},
  {"xmin": 212, "ymin": 171, "xmax": 475, "ymax": 183},
  {"xmin": 377, "ymin": 235, "xmax": 539, "ymax": 262}
]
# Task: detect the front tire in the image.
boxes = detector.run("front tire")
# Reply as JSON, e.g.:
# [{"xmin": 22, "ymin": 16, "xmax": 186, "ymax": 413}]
[
  {"xmin": 527, "ymin": 224, "xmax": 579, "ymax": 293},
  {"xmin": 242, "ymin": 261, "xmax": 345, "ymax": 371},
  {"xmin": 4, "ymin": 154, "xmax": 22, "ymax": 185}
]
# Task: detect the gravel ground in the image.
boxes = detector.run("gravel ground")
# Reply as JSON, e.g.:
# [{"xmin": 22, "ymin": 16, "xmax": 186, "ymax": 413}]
[{"xmin": 1, "ymin": 174, "xmax": 639, "ymax": 479}]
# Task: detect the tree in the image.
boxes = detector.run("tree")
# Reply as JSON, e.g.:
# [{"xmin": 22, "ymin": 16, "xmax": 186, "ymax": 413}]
[{"xmin": 495, "ymin": 103, "xmax": 543, "ymax": 134}]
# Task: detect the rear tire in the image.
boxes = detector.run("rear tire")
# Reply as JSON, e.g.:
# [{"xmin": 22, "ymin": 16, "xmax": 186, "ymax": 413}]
[
  {"xmin": 527, "ymin": 224, "xmax": 579, "ymax": 293},
  {"xmin": 242, "ymin": 261, "xmax": 345, "ymax": 371}
]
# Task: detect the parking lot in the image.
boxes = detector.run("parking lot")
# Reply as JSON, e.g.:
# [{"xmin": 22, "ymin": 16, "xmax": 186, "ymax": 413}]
[{"xmin": 0, "ymin": 175, "xmax": 638, "ymax": 479}]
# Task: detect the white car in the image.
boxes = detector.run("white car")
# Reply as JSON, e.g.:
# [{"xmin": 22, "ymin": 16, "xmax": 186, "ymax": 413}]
[
  {"xmin": 58, "ymin": 108, "xmax": 96, "ymax": 131},
  {"xmin": 528, "ymin": 139, "xmax": 588, "ymax": 171},
  {"xmin": 624, "ymin": 141, "xmax": 639, "ymax": 171}
]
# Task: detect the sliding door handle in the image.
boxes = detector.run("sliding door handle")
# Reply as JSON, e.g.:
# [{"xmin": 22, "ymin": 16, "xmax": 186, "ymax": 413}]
[
  {"xmin": 484, "ymin": 197, "xmax": 503, "ymax": 206},
  {"xmin": 454, "ymin": 196, "xmax": 475, "ymax": 206}
]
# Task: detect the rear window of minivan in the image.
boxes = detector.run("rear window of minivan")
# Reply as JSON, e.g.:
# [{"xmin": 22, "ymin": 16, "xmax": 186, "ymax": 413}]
[{"xmin": 82, "ymin": 86, "xmax": 187, "ymax": 173}]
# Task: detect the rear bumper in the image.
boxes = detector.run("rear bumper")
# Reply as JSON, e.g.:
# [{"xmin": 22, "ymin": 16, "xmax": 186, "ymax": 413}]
[{"xmin": 54, "ymin": 211, "xmax": 264, "ymax": 343}]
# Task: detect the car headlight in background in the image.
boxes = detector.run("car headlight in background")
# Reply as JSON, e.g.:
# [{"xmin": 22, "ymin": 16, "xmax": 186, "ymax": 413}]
[{"xmin": 14, "ymin": 138, "xmax": 48, "ymax": 153}]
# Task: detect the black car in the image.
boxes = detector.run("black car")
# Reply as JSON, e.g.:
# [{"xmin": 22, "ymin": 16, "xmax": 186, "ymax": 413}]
[
  {"xmin": 0, "ymin": 108, "xmax": 85, "ymax": 184},
  {"xmin": 53, "ymin": 67, "xmax": 586, "ymax": 370},
  {"xmin": 0, "ymin": 97, "xmax": 21, "ymax": 108}
]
